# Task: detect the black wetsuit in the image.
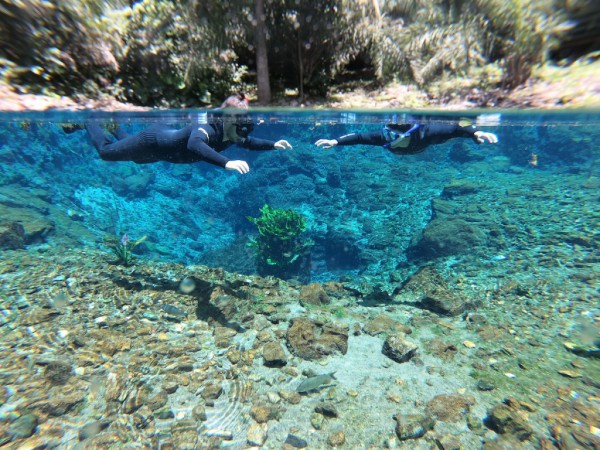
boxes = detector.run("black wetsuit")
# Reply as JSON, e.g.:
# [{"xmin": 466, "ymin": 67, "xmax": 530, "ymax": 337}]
[
  {"xmin": 85, "ymin": 117, "xmax": 277, "ymax": 167},
  {"xmin": 335, "ymin": 123, "xmax": 480, "ymax": 154}
]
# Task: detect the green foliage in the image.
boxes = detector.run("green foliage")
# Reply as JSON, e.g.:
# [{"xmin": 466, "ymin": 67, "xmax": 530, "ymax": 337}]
[
  {"xmin": 118, "ymin": 0, "xmax": 249, "ymax": 106},
  {"xmin": 0, "ymin": 0, "xmax": 125, "ymax": 96},
  {"xmin": 247, "ymin": 204, "xmax": 307, "ymax": 242},
  {"xmin": 476, "ymin": 0, "xmax": 569, "ymax": 88},
  {"xmin": 365, "ymin": 0, "xmax": 572, "ymax": 89},
  {"xmin": 0, "ymin": 0, "xmax": 590, "ymax": 102},
  {"xmin": 104, "ymin": 234, "xmax": 147, "ymax": 267},
  {"xmin": 247, "ymin": 204, "xmax": 312, "ymax": 280}
]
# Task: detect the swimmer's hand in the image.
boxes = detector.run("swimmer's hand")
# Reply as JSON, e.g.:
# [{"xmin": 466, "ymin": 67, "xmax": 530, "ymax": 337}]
[
  {"xmin": 225, "ymin": 160, "xmax": 250, "ymax": 174},
  {"xmin": 474, "ymin": 131, "xmax": 498, "ymax": 144},
  {"xmin": 315, "ymin": 139, "xmax": 338, "ymax": 149},
  {"xmin": 274, "ymin": 140, "xmax": 293, "ymax": 150}
]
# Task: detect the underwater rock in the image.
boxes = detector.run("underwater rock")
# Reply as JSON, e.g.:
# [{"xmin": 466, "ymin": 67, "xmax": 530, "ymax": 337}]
[
  {"xmin": 382, "ymin": 333, "xmax": 418, "ymax": 363},
  {"xmin": 426, "ymin": 393, "xmax": 476, "ymax": 422},
  {"xmin": 286, "ymin": 318, "xmax": 348, "ymax": 360},
  {"xmin": 0, "ymin": 221, "xmax": 25, "ymax": 249},
  {"xmin": 0, "ymin": 206, "xmax": 54, "ymax": 244},
  {"xmin": 8, "ymin": 411, "xmax": 37, "ymax": 439},
  {"xmin": 146, "ymin": 390, "xmax": 168, "ymax": 411},
  {"xmin": 364, "ymin": 313, "xmax": 412, "ymax": 336},
  {"xmin": 284, "ymin": 433, "xmax": 308, "ymax": 448},
  {"xmin": 192, "ymin": 404, "xmax": 207, "ymax": 421},
  {"xmin": 78, "ymin": 420, "xmax": 111, "ymax": 441},
  {"xmin": 30, "ymin": 387, "xmax": 85, "ymax": 416},
  {"xmin": 262, "ymin": 341, "xmax": 288, "ymax": 367},
  {"xmin": 394, "ymin": 266, "xmax": 472, "ymax": 316},
  {"xmin": 476, "ymin": 379, "xmax": 496, "ymax": 391},
  {"xmin": 246, "ymin": 422, "xmax": 268, "ymax": 447},
  {"xmin": 18, "ymin": 307, "xmax": 61, "ymax": 326},
  {"xmin": 43, "ymin": 360, "xmax": 73, "ymax": 386},
  {"xmin": 361, "ymin": 284, "xmax": 394, "ymax": 305},
  {"xmin": 214, "ymin": 326, "xmax": 238, "ymax": 348},
  {"xmin": 327, "ymin": 430, "xmax": 346, "ymax": 446},
  {"xmin": 441, "ymin": 179, "xmax": 482, "ymax": 198},
  {"xmin": 171, "ymin": 420, "xmax": 201, "ymax": 446},
  {"xmin": 250, "ymin": 403, "xmax": 281, "ymax": 423},
  {"xmin": 426, "ymin": 338, "xmax": 458, "ymax": 360},
  {"xmin": 299, "ymin": 283, "xmax": 330, "ymax": 306},
  {"xmin": 121, "ymin": 386, "xmax": 147, "ymax": 414},
  {"xmin": 315, "ymin": 402, "xmax": 338, "ymax": 417},
  {"xmin": 110, "ymin": 171, "xmax": 154, "ymax": 198},
  {"xmin": 546, "ymin": 400, "xmax": 600, "ymax": 450},
  {"xmin": 393, "ymin": 413, "xmax": 435, "ymax": 440},
  {"xmin": 200, "ymin": 382, "xmax": 223, "ymax": 402},
  {"xmin": 81, "ymin": 431, "xmax": 124, "ymax": 449},
  {"xmin": 199, "ymin": 286, "xmax": 239, "ymax": 327},
  {"xmin": 407, "ymin": 218, "xmax": 486, "ymax": 261},
  {"xmin": 154, "ymin": 407, "xmax": 174, "ymax": 419},
  {"xmin": 484, "ymin": 398, "xmax": 534, "ymax": 441}
]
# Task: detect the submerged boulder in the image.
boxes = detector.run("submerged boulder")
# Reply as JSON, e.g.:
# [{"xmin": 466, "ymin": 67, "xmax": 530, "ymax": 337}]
[
  {"xmin": 382, "ymin": 333, "xmax": 418, "ymax": 363},
  {"xmin": 0, "ymin": 221, "xmax": 25, "ymax": 249},
  {"xmin": 407, "ymin": 217, "xmax": 486, "ymax": 261},
  {"xmin": 394, "ymin": 266, "xmax": 475, "ymax": 316},
  {"xmin": 286, "ymin": 318, "xmax": 348, "ymax": 360}
]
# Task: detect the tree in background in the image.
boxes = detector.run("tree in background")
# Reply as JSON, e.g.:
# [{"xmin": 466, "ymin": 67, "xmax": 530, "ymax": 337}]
[
  {"xmin": 0, "ymin": 0, "xmax": 595, "ymax": 105},
  {"xmin": 254, "ymin": 0, "xmax": 271, "ymax": 104},
  {"xmin": 264, "ymin": 0, "xmax": 370, "ymax": 99}
]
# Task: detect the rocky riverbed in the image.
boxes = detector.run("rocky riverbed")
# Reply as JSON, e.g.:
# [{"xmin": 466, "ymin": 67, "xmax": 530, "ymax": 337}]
[{"xmin": 0, "ymin": 227, "xmax": 598, "ymax": 449}]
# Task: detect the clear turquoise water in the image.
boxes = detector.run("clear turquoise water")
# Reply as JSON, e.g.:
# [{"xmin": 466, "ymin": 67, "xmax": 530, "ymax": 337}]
[
  {"xmin": 1, "ymin": 109, "xmax": 598, "ymax": 282},
  {"xmin": 0, "ymin": 109, "xmax": 598, "ymax": 448}
]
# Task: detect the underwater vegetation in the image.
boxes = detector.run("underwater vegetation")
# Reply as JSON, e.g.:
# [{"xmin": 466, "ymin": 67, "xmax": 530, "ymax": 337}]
[
  {"xmin": 247, "ymin": 204, "xmax": 313, "ymax": 282},
  {"xmin": 104, "ymin": 233, "xmax": 147, "ymax": 267}
]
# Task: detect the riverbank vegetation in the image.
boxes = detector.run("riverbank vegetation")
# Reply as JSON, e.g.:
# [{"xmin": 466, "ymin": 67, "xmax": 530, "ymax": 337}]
[{"xmin": 1, "ymin": 0, "xmax": 599, "ymax": 109}]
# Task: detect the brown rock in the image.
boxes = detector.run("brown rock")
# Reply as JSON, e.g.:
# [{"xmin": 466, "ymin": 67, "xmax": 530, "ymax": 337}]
[
  {"xmin": 43, "ymin": 360, "xmax": 73, "ymax": 385},
  {"xmin": 393, "ymin": 413, "xmax": 435, "ymax": 440},
  {"xmin": 327, "ymin": 431, "xmax": 345, "ymax": 446},
  {"xmin": 279, "ymin": 390, "xmax": 302, "ymax": 405},
  {"xmin": 484, "ymin": 399, "xmax": 533, "ymax": 441},
  {"xmin": 382, "ymin": 333, "xmax": 418, "ymax": 363},
  {"xmin": 394, "ymin": 266, "xmax": 471, "ymax": 316},
  {"xmin": 426, "ymin": 338, "xmax": 458, "ymax": 360},
  {"xmin": 299, "ymin": 283, "xmax": 330, "ymax": 306},
  {"xmin": 31, "ymin": 388, "xmax": 85, "ymax": 416},
  {"xmin": 262, "ymin": 341, "xmax": 288, "ymax": 367},
  {"xmin": 426, "ymin": 393, "xmax": 475, "ymax": 422},
  {"xmin": 147, "ymin": 390, "xmax": 168, "ymax": 411},
  {"xmin": 250, "ymin": 404, "xmax": 280, "ymax": 423},
  {"xmin": 214, "ymin": 325, "xmax": 238, "ymax": 348},
  {"xmin": 287, "ymin": 318, "xmax": 348, "ymax": 360},
  {"xmin": 364, "ymin": 314, "xmax": 411, "ymax": 336},
  {"xmin": 200, "ymin": 382, "xmax": 223, "ymax": 402},
  {"xmin": 0, "ymin": 221, "xmax": 25, "ymax": 249}
]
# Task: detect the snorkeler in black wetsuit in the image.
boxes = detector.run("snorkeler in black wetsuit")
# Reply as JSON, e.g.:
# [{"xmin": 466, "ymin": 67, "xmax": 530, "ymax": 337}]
[
  {"xmin": 81, "ymin": 94, "xmax": 293, "ymax": 174},
  {"xmin": 315, "ymin": 121, "xmax": 498, "ymax": 154}
]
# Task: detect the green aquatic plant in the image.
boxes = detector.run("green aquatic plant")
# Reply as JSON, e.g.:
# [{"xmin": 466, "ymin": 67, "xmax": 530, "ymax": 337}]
[
  {"xmin": 247, "ymin": 204, "xmax": 313, "ymax": 281},
  {"xmin": 247, "ymin": 204, "xmax": 307, "ymax": 241},
  {"xmin": 105, "ymin": 233, "xmax": 147, "ymax": 267}
]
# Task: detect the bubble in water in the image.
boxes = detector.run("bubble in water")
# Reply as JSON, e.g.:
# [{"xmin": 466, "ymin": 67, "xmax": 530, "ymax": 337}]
[{"xmin": 179, "ymin": 277, "xmax": 196, "ymax": 294}]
